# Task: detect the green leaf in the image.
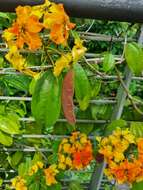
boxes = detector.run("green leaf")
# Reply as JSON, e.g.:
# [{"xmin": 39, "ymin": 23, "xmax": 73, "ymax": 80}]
[
  {"xmin": 29, "ymin": 74, "xmax": 40, "ymax": 95},
  {"xmin": 54, "ymin": 122, "xmax": 76, "ymax": 135},
  {"xmin": 102, "ymin": 52, "xmax": 115, "ymax": 72},
  {"xmin": 0, "ymin": 114, "xmax": 20, "ymax": 134},
  {"xmin": 0, "ymin": 178, "xmax": 3, "ymax": 187},
  {"xmin": 32, "ymin": 71, "xmax": 62, "ymax": 128},
  {"xmin": 32, "ymin": 152, "xmax": 43, "ymax": 164},
  {"xmin": 10, "ymin": 152, "xmax": 23, "ymax": 167},
  {"xmin": 105, "ymin": 119, "xmax": 127, "ymax": 135},
  {"xmin": 0, "ymin": 131, "xmax": 13, "ymax": 146},
  {"xmin": 52, "ymin": 140, "xmax": 61, "ymax": 153},
  {"xmin": 91, "ymin": 80, "xmax": 101, "ymax": 97},
  {"xmin": 3, "ymin": 74, "xmax": 31, "ymax": 92},
  {"xmin": 131, "ymin": 181, "xmax": 143, "ymax": 190},
  {"xmin": 130, "ymin": 122, "xmax": 143, "ymax": 138},
  {"xmin": 0, "ymin": 56, "xmax": 4, "ymax": 68},
  {"xmin": 48, "ymin": 154, "xmax": 58, "ymax": 165},
  {"xmin": 74, "ymin": 63, "xmax": 91, "ymax": 111},
  {"xmin": 76, "ymin": 108, "xmax": 93, "ymax": 135},
  {"xmin": 0, "ymin": 12, "xmax": 10, "ymax": 20},
  {"xmin": 125, "ymin": 42, "xmax": 143, "ymax": 75},
  {"xmin": 18, "ymin": 158, "xmax": 32, "ymax": 177},
  {"xmin": 69, "ymin": 181, "xmax": 84, "ymax": 190},
  {"xmin": 29, "ymin": 183, "xmax": 39, "ymax": 190}
]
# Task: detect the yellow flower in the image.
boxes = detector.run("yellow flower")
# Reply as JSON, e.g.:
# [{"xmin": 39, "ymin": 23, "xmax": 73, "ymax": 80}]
[
  {"xmin": 96, "ymin": 136, "xmax": 102, "ymax": 143},
  {"xmin": 99, "ymin": 145, "xmax": 113, "ymax": 160},
  {"xmin": 29, "ymin": 161, "xmax": 44, "ymax": 176},
  {"xmin": 5, "ymin": 44, "xmax": 37, "ymax": 77},
  {"xmin": 80, "ymin": 135, "xmax": 88, "ymax": 144},
  {"xmin": 65, "ymin": 157, "xmax": 72, "ymax": 167},
  {"xmin": 74, "ymin": 141, "xmax": 82, "ymax": 149},
  {"xmin": 123, "ymin": 132, "xmax": 135, "ymax": 144},
  {"xmin": 61, "ymin": 138, "xmax": 68, "ymax": 144},
  {"xmin": 44, "ymin": 164, "xmax": 59, "ymax": 186},
  {"xmin": 58, "ymin": 162, "xmax": 66, "ymax": 170},
  {"xmin": 43, "ymin": 2, "xmax": 75, "ymax": 45},
  {"xmin": 31, "ymin": 0, "xmax": 51, "ymax": 19},
  {"xmin": 58, "ymin": 154, "xmax": 65, "ymax": 163},
  {"xmin": 72, "ymin": 38, "xmax": 87, "ymax": 63},
  {"xmin": 120, "ymin": 139, "xmax": 130, "ymax": 151},
  {"xmin": 104, "ymin": 168, "xmax": 114, "ymax": 180},
  {"xmin": 113, "ymin": 151, "xmax": 125, "ymax": 162},
  {"xmin": 100, "ymin": 137, "xmax": 109, "ymax": 146},
  {"xmin": 63, "ymin": 143, "xmax": 71, "ymax": 153},
  {"xmin": 29, "ymin": 164, "xmax": 38, "ymax": 176},
  {"xmin": 113, "ymin": 127, "xmax": 122, "ymax": 137},
  {"xmin": 11, "ymin": 176, "xmax": 27, "ymax": 190},
  {"xmin": 2, "ymin": 30, "xmax": 15, "ymax": 41},
  {"xmin": 70, "ymin": 132, "xmax": 80, "ymax": 143},
  {"xmin": 53, "ymin": 53, "xmax": 72, "ymax": 77},
  {"xmin": 109, "ymin": 135, "xmax": 120, "ymax": 146},
  {"xmin": 37, "ymin": 161, "xmax": 44, "ymax": 169}
]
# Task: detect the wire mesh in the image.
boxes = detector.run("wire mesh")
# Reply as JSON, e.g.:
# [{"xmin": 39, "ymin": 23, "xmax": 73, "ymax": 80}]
[{"xmin": 0, "ymin": 24, "xmax": 142, "ymax": 190}]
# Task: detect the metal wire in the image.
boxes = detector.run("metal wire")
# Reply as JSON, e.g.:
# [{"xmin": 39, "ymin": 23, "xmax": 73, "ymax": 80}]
[
  {"xmin": 14, "ymin": 134, "xmax": 96, "ymax": 140},
  {"xmin": 0, "ymin": 147, "xmax": 52, "ymax": 152},
  {"xmin": 0, "ymin": 96, "xmax": 116, "ymax": 105},
  {"xmin": 19, "ymin": 117, "xmax": 109, "ymax": 124},
  {"xmin": 79, "ymin": 32, "xmax": 134, "ymax": 42}
]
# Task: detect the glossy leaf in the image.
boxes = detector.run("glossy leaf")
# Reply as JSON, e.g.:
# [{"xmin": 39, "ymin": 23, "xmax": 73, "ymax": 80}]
[
  {"xmin": 0, "ymin": 12, "xmax": 10, "ymax": 20},
  {"xmin": 10, "ymin": 152, "xmax": 23, "ymax": 167},
  {"xmin": 3, "ymin": 74, "xmax": 31, "ymax": 92},
  {"xmin": 76, "ymin": 108, "xmax": 93, "ymax": 135},
  {"xmin": 130, "ymin": 122, "xmax": 143, "ymax": 138},
  {"xmin": 103, "ymin": 52, "xmax": 115, "ymax": 72},
  {"xmin": 29, "ymin": 183, "xmax": 39, "ymax": 190},
  {"xmin": 62, "ymin": 69, "xmax": 76, "ymax": 125},
  {"xmin": 125, "ymin": 42, "xmax": 143, "ymax": 75},
  {"xmin": 91, "ymin": 80, "xmax": 101, "ymax": 97},
  {"xmin": 0, "ymin": 179, "xmax": 3, "ymax": 187},
  {"xmin": 0, "ymin": 114, "xmax": 20, "ymax": 134},
  {"xmin": 69, "ymin": 181, "xmax": 84, "ymax": 190},
  {"xmin": 32, "ymin": 71, "xmax": 62, "ymax": 128},
  {"xmin": 0, "ymin": 131, "xmax": 13, "ymax": 146},
  {"xmin": 18, "ymin": 158, "xmax": 32, "ymax": 177},
  {"xmin": 74, "ymin": 63, "xmax": 91, "ymax": 111}
]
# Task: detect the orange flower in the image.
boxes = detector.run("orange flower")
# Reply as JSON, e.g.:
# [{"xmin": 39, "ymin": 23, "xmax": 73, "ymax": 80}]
[
  {"xmin": 4, "ymin": 6, "xmax": 43, "ymax": 50},
  {"xmin": 72, "ymin": 142, "xmax": 93, "ymax": 170},
  {"xmin": 43, "ymin": 3, "xmax": 75, "ymax": 45},
  {"xmin": 72, "ymin": 151, "xmax": 82, "ymax": 170},
  {"xmin": 44, "ymin": 164, "xmax": 59, "ymax": 186},
  {"xmin": 81, "ymin": 144, "xmax": 93, "ymax": 166},
  {"xmin": 58, "ymin": 132, "xmax": 93, "ymax": 170},
  {"xmin": 138, "ymin": 138, "xmax": 143, "ymax": 156}
]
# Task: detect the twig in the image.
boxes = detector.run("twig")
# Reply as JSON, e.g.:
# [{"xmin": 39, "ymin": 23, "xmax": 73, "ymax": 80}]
[{"xmin": 115, "ymin": 66, "xmax": 143, "ymax": 115}]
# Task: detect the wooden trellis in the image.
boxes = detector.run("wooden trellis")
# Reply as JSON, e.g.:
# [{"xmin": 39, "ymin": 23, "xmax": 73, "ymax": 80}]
[{"xmin": 0, "ymin": 1, "xmax": 143, "ymax": 190}]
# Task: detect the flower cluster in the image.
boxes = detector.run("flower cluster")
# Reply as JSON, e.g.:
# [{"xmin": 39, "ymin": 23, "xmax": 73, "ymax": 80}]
[
  {"xmin": 28, "ymin": 161, "xmax": 44, "ymax": 176},
  {"xmin": 53, "ymin": 38, "xmax": 86, "ymax": 77},
  {"xmin": 3, "ymin": 0, "xmax": 86, "ymax": 77},
  {"xmin": 44, "ymin": 164, "xmax": 59, "ymax": 186},
  {"xmin": 12, "ymin": 176, "xmax": 27, "ymax": 190},
  {"xmin": 58, "ymin": 132, "xmax": 94, "ymax": 170},
  {"xmin": 97, "ymin": 128, "xmax": 143, "ymax": 185},
  {"xmin": 11, "ymin": 132, "xmax": 93, "ymax": 190}
]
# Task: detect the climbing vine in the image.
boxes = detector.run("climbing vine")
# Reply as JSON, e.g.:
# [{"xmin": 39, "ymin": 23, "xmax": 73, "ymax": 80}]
[{"xmin": 1, "ymin": 0, "xmax": 143, "ymax": 190}]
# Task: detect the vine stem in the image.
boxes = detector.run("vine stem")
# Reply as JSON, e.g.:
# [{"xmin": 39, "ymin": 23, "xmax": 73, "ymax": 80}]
[
  {"xmin": 115, "ymin": 66, "xmax": 143, "ymax": 115},
  {"xmin": 83, "ymin": 56, "xmax": 106, "ymax": 77}
]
